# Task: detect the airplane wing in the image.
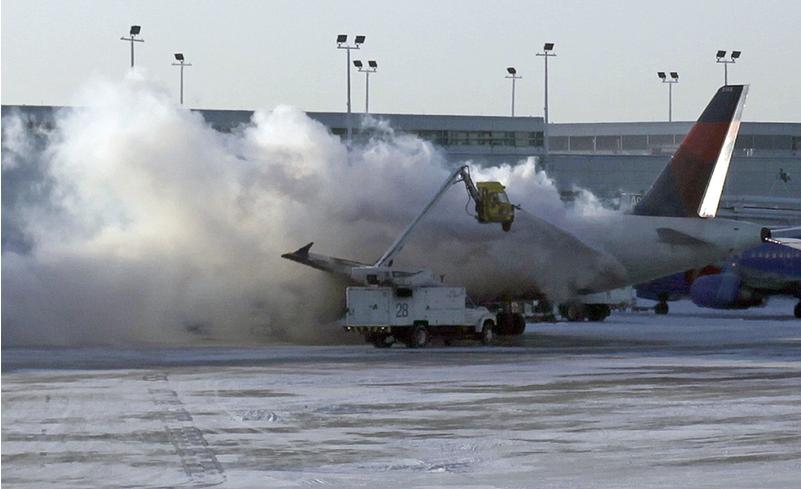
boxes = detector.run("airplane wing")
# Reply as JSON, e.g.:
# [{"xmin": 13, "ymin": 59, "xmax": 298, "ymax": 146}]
[
  {"xmin": 280, "ymin": 242, "xmax": 367, "ymax": 279},
  {"xmin": 485, "ymin": 209, "xmax": 628, "ymax": 297},
  {"xmin": 656, "ymin": 227, "xmax": 712, "ymax": 246},
  {"xmin": 281, "ymin": 211, "xmax": 627, "ymax": 301},
  {"xmin": 762, "ymin": 226, "xmax": 801, "ymax": 251},
  {"xmin": 515, "ymin": 209, "xmax": 616, "ymax": 264}
]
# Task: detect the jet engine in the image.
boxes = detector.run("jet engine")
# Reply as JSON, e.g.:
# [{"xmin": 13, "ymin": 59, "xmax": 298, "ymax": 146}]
[{"xmin": 689, "ymin": 273, "xmax": 763, "ymax": 309}]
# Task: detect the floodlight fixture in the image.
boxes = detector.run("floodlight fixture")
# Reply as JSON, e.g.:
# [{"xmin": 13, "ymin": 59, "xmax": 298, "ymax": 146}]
[
  {"xmin": 505, "ymin": 66, "xmax": 522, "ymax": 116},
  {"xmin": 658, "ymin": 69, "xmax": 679, "ymax": 122},
  {"xmin": 171, "ymin": 53, "xmax": 192, "ymax": 105},
  {"xmin": 336, "ymin": 33, "xmax": 366, "ymax": 143},
  {"xmin": 354, "ymin": 58, "xmax": 378, "ymax": 114},
  {"xmin": 120, "ymin": 25, "xmax": 145, "ymax": 69},
  {"xmin": 355, "ymin": 60, "xmax": 377, "ymax": 73},
  {"xmin": 536, "ymin": 41, "xmax": 557, "ymax": 155},
  {"xmin": 716, "ymin": 49, "xmax": 741, "ymax": 84}
]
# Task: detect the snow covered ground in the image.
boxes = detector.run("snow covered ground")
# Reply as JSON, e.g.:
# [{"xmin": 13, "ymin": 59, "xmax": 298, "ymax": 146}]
[{"xmin": 3, "ymin": 298, "xmax": 801, "ymax": 488}]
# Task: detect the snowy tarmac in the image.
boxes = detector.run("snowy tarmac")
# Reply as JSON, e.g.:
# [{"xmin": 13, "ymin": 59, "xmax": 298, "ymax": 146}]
[{"xmin": 3, "ymin": 299, "xmax": 801, "ymax": 488}]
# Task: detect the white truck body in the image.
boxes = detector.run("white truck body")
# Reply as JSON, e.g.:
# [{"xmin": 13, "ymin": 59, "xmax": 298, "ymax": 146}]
[{"xmin": 345, "ymin": 286, "xmax": 492, "ymax": 332}]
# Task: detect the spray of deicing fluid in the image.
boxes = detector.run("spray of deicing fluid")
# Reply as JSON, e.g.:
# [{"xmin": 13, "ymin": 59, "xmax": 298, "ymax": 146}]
[{"xmin": 2, "ymin": 73, "xmax": 617, "ymax": 346}]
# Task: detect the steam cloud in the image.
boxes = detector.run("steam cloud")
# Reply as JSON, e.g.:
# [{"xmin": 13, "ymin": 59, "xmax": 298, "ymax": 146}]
[{"xmin": 2, "ymin": 73, "xmax": 616, "ymax": 346}]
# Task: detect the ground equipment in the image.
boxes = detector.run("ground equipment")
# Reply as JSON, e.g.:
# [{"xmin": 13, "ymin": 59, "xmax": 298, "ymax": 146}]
[
  {"xmin": 282, "ymin": 164, "xmax": 524, "ymax": 347},
  {"xmin": 375, "ymin": 165, "xmax": 516, "ymax": 268},
  {"xmin": 341, "ymin": 166, "xmax": 519, "ymax": 347},
  {"xmin": 344, "ymin": 283, "xmax": 497, "ymax": 348}
]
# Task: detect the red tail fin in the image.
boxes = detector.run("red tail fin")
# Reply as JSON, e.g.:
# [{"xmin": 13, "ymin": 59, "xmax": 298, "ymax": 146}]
[{"xmin": 634, "ymin": 85, "xmax": 748, "ymax": 218}]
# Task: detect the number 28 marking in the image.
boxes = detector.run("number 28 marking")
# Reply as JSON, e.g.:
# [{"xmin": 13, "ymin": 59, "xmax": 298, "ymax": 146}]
[{"xmin": 395, "ymin": 303, "xmax": 408, "ymax": 318}]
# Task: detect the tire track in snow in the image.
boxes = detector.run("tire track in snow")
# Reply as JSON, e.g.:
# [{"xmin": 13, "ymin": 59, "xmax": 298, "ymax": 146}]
[{"xmin": 143, "ymin": 372, "xmax": 226, "ymax": 486}]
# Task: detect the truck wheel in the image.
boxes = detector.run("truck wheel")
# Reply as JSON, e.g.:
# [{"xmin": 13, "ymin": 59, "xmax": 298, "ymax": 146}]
[
  {"xmin": 512, "ymin": 313, "xmax": 526, "ymax": 334},
  {"xmin": 587, "ymin": 304, "xmax": 609, "ymax": 322},
  {"xmin": 372, "ymin": 333, "xmax": 393, "ymax": 348},
  {"xmin": 562, "ymin": 304, "xmax": 584, "ymax": 322},
  {"xmin": 408, "ymin": 325, "xmax": 429, "ymax": 348},
  {"xmin": 502, "ymin": 221, "xmax": 512, "ymax": 232},
  {"xmin": 496, "ymin": 312, "xmax": 513, "ymax": 335},
  {"xmin": 655, "ymin": 301, "xmax": 669, "ymax": 315},
  {"xmin": 480, "ymin": 320, "xmax": 495, "ymax": 345}
]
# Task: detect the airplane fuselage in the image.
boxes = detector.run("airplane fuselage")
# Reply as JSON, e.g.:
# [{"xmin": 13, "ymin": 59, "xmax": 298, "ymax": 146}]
[
  {"xmin": 736, "ymin": 243, "xmax": 801, "ymax": 292},
  {"xmin": 559, "ymin": 215, "xmax": 765, "ymax": 296}
]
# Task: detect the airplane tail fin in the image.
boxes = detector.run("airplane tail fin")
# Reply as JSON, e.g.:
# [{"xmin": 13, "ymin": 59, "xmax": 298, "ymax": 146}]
[{"xmin": 634, "ymin": 85, "xmax": 748, "ymax": 218}]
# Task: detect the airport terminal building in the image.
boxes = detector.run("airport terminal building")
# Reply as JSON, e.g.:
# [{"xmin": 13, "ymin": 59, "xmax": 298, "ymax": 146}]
[
  {"xmin": 208, "ymin": 108, "xmax": 800, "ymax": 222},
  {"xmin": 288, "ymin": 111, "xmax": 799, "ymax": 206},
  {"xmin": 4, "ymin": 104, "xmax": 800, "ymax": 221}
]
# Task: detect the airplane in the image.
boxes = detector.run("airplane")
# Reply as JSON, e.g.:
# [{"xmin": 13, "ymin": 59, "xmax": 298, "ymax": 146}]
[
  {"xmin": 283, "ymin": 85, "xmax": 799, "ymax": 320},
  {"xmin": 637, "ymin": 241, "xmax": 801, "ymax": 318}
]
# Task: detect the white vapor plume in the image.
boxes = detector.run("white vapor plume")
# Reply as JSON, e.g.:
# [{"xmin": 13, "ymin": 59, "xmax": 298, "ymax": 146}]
[{"xmin": 2, "ymin": 74, "xmax": 616, "ymax": 346}]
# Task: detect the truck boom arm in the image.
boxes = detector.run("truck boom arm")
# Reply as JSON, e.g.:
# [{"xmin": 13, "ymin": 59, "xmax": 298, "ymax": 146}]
[{"xmin": 374, "ymin": 165, "xmax": 481, "ymax": 267}]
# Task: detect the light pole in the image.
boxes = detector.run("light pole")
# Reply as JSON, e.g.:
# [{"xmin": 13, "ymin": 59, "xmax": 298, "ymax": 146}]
[
  {"xmin": 657, "ymin": 71, "xmax": 679, "ymax": 122},
  {"xmin": 120, "ymin": 25, "xmax": 144, "ymax": 69},
  {"xmin": 536, "ymin": 42, "xmax": 556, "ymax": 157},
  {"xmin": 505, "ymin": 67, "xmax": 522, "ymax": 117},
  {"xmin": 336, "ymin": 34, "xmax": 365, "ymax": 145},
  {"xmin": 715, "ymin": 50, "xmax": 741, "ymax": 85},
  {"xmin": 172, "ymin": 53, "xmax": 192, "ymax": 105},
  {"xmin": 354, "ymin": 60, "xmax": 378, "ymax": 114}
]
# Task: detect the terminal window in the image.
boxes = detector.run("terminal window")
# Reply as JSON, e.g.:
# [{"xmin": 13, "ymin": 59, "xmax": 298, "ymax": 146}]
[
  {"xmin": 595, "ymin": 136, "xmax": 619, "ymax": 151},
  {"xmin": 648, "ymin": 134, "xmax": 674, "ymax": 146},
  {"xmin": 549, "ymin": 136, "xmax": 568, "ymax": 151},
  {"xmin": 569, "ymin": 136, "xmax": 594, "ymax": 151},
  {"xmin": 621, "ymin": 135, "xmax": 647, "ymax": 150}
]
